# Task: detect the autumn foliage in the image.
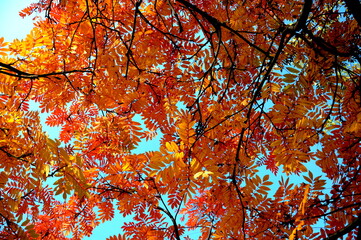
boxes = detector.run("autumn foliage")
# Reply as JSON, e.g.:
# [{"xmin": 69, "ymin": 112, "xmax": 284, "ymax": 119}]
[{"xmin": 0, "ymin": 0, "xmax": 361, "ymax": 239}]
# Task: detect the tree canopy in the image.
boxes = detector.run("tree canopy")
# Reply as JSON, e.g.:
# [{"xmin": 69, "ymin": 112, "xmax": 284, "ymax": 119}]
[{"xmin": 0, "ymin": 0, "xmax": 360, "ymax": 239}]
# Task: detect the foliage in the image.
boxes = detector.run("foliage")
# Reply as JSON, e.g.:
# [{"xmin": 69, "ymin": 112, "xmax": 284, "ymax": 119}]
[{"xmin": 0, "ymin": 0, "xmax": 361, "ymax": 239}]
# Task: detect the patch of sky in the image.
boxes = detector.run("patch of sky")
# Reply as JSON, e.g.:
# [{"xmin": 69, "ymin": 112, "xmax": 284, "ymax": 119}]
[
  {"xmin": 0, "ymin": 1, "xmax": 38, "ymax": 42},
  {"xmin": 83, "ymin": 205, "xmax": 136, "ymax": 240},
  {"xmin": 131, "ymin": 114, "xmax": 162, "ymax": 154},
  {"xmin": 29, "ymin": 100, "xmax": 61, "ymax": 138}
]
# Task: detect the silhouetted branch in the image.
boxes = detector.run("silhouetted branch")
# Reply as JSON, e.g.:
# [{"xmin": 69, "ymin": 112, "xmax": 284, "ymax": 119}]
[
  {"xmin": 0, "ymin": 61, "xmax": 92, "ymax": 79},
  {"xmin": 324, "ymin": 214, "xmax": 361, "ymax": 240}
]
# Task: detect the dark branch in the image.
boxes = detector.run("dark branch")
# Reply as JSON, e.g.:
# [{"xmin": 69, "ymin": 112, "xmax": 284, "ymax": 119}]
[
  {"xmin": 324, "ymin": 214, "xmax": 361, "ymax": 240},
  {"xmin": 175, "ymin": 0, "xmax": 270, "ymax": 57},
  {"xmin": 0, "ymin": 61, "xmax": 92, "ymax": 79},
  {"xmin": 294, "ymin": 0, "xmax": 313, "ymax": 32}
]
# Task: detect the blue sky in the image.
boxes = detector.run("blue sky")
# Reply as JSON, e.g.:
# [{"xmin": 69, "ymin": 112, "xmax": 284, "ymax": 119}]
[{"xmin": 0, "ymin": 0, "xmax": 36, "ymax": 41}]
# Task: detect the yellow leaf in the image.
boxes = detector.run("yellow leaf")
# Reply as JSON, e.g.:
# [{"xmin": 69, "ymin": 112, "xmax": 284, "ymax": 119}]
[
  {"xmin": 122, "ymin": 162, "xmax": 132, "ymax": 171},
  {"xmin": 299, "ymin": 184, "xmax": 310, "ymax": 214},
  {"xmin": 165, "ymin": 141, "xmax": 178, "ymax": 152},
  {"xmin": 202, "ymin": 171, "xmax": 213, "ymax": 178},
  {"xmin": 0, "ymin": 37, "xmax": 8, "ymax": 56},
  {"xmin": 194, "ymin": 171, "xmax": 203, "ymax": 179}
]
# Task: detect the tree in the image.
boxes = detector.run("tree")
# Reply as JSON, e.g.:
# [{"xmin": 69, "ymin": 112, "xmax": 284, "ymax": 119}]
[{"xmin": 0, "ymin": 0, "xmax": 360, "ymax": 239}]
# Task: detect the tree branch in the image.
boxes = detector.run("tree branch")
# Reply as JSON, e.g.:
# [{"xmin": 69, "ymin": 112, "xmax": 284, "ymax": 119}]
[
  {"xmin": 156, "ymin": 206, "xmax": 181, "ymax": 240},
  {"xmin": 294, "ymin": 0, "xmax": 313, "ymax": 32},
  {"xmin": 0, "ymin": 147, "xmax": 32, "ymax": 163},
  {"xmin": 0, "ymin": 61, "xmax": 92, "ymax": 79},
  {"xmin": 175, "ymin": 0, "xmax": 270, "ymax": 57},
  {"xmin": 324, "ymin": 214, "xmax": 361, "ymax": 240}
]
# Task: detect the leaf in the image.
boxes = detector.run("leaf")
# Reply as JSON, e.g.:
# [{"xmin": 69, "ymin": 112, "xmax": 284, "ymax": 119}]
[
  {"xmin": 194, "ymin": 171, "xmax": 203, "ymax": 179},
  {"xmin": 0, "ymin": 37, "xmax": 8, "ymax": 56},
  {"xmin": 106, "ymin": 234, "xmax": 127, "ymax": 240},
  {"xmin": 303, "ymin": 175, "xmax": 312, "ymax": 183},
  {"xmin": 283, "ymin": 73, "xmax": 298, "ymax": 83},
  {"xmin": 286, "ymin": 67, "xmax": 300, "ymax": 74}
]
